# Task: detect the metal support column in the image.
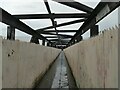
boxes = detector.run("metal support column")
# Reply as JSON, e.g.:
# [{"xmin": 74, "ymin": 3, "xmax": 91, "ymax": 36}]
[
  {"xmin": 47, "ymin": 42, "xmax": 51, "ymax": 47},
  {"xmin": 42, "ymin": 40, "xmax": 45, "ymax": 46},
  {"xmin": 73, "ymin": 40, "xmax": 76, "ymax": 44},
  {"xmin": 30, "ymin": 36, "xmax": 39, "ymax": 44},
  {"xmin": 76, "ymin": 35, "xmax": 83, "ymax": 42},
  {"xmin": 47, "ymin": 42, "xmax": 49, "ymax": 46},
  {"xmin": 7, "ymin": 26, "xmax": 15, "ymax": 40},
  {"xmin": 90, "ymin": 25, "xmax": 99, "ymax": 37}
]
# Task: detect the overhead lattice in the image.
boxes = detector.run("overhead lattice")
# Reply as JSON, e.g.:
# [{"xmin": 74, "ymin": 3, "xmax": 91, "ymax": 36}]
[{"xmin": 0, "ymin": 0, "xmax": 120, "ymax": 49}]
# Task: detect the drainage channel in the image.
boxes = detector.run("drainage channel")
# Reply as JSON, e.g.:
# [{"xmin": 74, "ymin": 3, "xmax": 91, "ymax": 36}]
[{"xmin": 35, "ymin": 51, "xmax": 77, "ymax": 89}]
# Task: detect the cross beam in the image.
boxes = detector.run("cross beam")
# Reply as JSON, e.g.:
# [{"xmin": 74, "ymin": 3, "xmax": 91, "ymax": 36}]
[
  {"xmin": 13, "ymin": 13, "xmax": 89, "ymax": 19},
  {"xmin": 42, "ymin": 30, "xmax": 77, "ymax": 33},
  {"xmin": 0, "ymin": 8, "xmax": 51, "ymax": 42},
  {"xmin": 45, "ymin": 35, "xmax": 73, "ymax": 38},
  {"xmin": 69, "ymin": 1, "xmax": 120, "ymax": 45},
  {"xmin": 36, "ymin": 19, "xmax": 85, "ymax": 32},
  {"xmin": 52, "ymin": 0, "xmax": 93, "ymax": 13},
  {"xmin": 44, "ymin": 0, "xmax": 61, "ymax": 45},
  {"xmin": 42, "ymin": 32, "xmax": 73, "ymax": 37}
]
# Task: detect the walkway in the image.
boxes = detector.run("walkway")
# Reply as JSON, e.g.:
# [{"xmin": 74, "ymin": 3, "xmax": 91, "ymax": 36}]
[{"xmin": 35, "ymin": 51, "xmax": 77, "ymax": 89}]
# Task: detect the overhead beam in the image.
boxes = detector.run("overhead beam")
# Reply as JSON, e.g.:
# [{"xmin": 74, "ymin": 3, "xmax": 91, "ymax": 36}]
[
  {"xmin": 44, "ymin": 0, "xmax": 61, "ymax": 45},
  {"xmin": 44, "ymin": 30, "xmax": 77, "ymax": 33},
  {"xmin": 52, "ymin": 0, "xmax": 93, "ymax": 13},
  {"xmin": 13, "ymin": 13, "xmax": 89, "ymax": 19},
  {"xmin": 50, "ymin": 39, "xmax": 69, "ymax": 42},
  {"xmin": 45, "ymin": 35, "xmax": 73, "ymax": 38},
  {"xmin": 0, "ymin": 8, "xmax": 50, "ymax": 42},
  {"xmin": 36, "ymin": 19, "xmax": 85, "ymax": 32},
  {"xmin": 69, "ymin": 2, "xmax": 120, "ymax": 45},
  {"xmin": 45, "ymin": 36, "xmax": 58, "ymax": 38},
  {"xmin": 30, "ymin": 36, "xmax": 39, "ymax": 44},
  {"xmin": 41, "ymin": 32, "xmax": 73, "ymax": 37},
  {"xmin": 52, "ymin": 41, "xmax": 68, "ymax": 44},
  {"xmin": 7, "ymin": 26, "xmax": 15, "ymax": 40},
  {"xmin": 90, "ymin": 25, "xmax": 99, "ymax": 37}
]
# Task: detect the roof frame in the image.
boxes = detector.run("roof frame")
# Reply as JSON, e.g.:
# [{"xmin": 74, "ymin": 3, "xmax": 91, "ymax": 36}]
[
  {"xmin": 0, "ymin": 7, "xmax": 51, "ymax": 43},
  {"xmin": 13, "ymin": 13, "xmax": 89, "ymax": 19},
  {"xmin": 1, "ymin": 0, "xmax": 120, "ymax": 49},
  {"xmin": 44, "ymin": 0, "xmax": 62, "ymax": 46},
  {"xmin": 52, "ymin": 0, "xmax": 93, "ymax": 13},
  {"xmin": 36, "ymin": 19, "xmax": 85, "ymax": 32},
  {"xmin": 68, "ymin": 1, "xmax": 120, "ymax": 45}
]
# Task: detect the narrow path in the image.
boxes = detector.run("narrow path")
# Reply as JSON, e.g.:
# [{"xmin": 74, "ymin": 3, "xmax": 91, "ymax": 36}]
[
  {"xmin": 35, "ymin": 51, "xmax": 77, "ymax": 89},
  {"xmin": 51, "ymin": 52, "xmax": 69, "ymax": 88}
]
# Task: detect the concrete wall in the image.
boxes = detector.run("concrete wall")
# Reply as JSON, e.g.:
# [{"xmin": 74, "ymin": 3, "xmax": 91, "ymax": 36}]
[
  {"xmin": 0, "ymin": 37, "xmax": 2, "ymax": 90},
  {"xmin": 64, "ymin": 27, "xmax": 119, "ymax": 88},
  {"xmin": 0, "ymin": 38, "xmax": 60, "ymax": 88}
]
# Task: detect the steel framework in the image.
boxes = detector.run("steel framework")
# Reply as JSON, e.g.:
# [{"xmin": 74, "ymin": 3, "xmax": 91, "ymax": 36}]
[{"xmin": 0, "ymin": 0, "xmax": 120, "ymax": 49}]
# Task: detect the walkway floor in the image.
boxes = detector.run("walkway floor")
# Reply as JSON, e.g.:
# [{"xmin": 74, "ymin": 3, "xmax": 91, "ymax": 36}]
[{"xmin": 35, "ymin": 51, "xmax": 77, "ymax": 89}]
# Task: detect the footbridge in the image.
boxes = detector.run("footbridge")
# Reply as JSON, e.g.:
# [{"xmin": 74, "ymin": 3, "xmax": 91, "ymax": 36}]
[{"xmin": 0, "ymin": 0, "xmax": 120, "ymax": 89}]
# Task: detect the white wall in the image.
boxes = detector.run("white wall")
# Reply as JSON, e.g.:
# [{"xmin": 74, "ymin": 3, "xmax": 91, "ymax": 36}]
[
  {"xmin": 64, "ymin": 27, "xmax": 119, "ymax": 88},
  {"xmin": 0, "ymin": 38, "xmax": 60, "ymax": 88},
  {"xmin": 0, "ymin": 37, "xmax": 2, "ymax": 90}
]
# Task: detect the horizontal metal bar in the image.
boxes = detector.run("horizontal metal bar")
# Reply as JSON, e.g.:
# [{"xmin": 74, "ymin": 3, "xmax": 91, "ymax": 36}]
[
  {"xmin": 42, "ymin": 32, "xmax": 73, "ymax": 37},
  {"xmin": 13, "ymin": 13, "xmax": 89, "ymax": 19},
  {"xmin": 44, "ymin": 0, "xmax": 61, "ymax": 45},
  {"xmin": 69, "ymin": 2, "xmax": 120, "ymax": 44},
  {"xmin": 45, "ymin": 36, "xmax": 58, "ymax": 38},
  {"xmin": 52, "ymin": 0, "xmax": 93, "ymax": 13},
  {"xmin": 45, "ymin": 35, "xmax": 73, "ymax": 38},
  {"xmin": 43, "ymin": 30, "xmax": 77, "ymax": 33},
  {"xmin": 0, "ymin": 8, "xmax": 50, "ymax": 42},
  {"xmin": 49, "ymin": 39, "xmax": 69, "ymax": 41},
  {"xmin": 52, "ymin": 41, "xmax": 68, "ymax": 44},
  {"xmin": 36, "ymin": 19, "xmax": 85, "ymax": 32},
  {"xmin": 7, "ymin": 26, "xmax": 15, "ymax": 40}
]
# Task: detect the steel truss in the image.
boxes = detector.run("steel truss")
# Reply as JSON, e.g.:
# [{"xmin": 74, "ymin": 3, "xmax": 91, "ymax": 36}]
[{"xmin": 0, "ymin": 0, "xmax": 120, "ymax": 49}]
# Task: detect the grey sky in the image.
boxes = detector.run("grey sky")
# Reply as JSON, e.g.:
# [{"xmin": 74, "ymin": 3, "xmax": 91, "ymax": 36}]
[{"xmin": 0, "ymin": 0, "xmax": 119, "ymax": 42}]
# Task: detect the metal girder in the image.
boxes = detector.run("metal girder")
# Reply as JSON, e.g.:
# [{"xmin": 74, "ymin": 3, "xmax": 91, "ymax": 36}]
[
  {"xmin": 45, "ymin": 35, "xmax": 73, "ymax": 38},
  {"xmin": 7, "ymin": 26, "xmax": 15, "ymax": 40},
  {"xmin": 36, "ymin": 19, "xmax": 85, "ymax": 32},
  {"xmin": 0, "ymin": 8, "xmax": 50, "ymax": 42},
  {"xmin": 44, "ymin": 0, "xmax": 62, "ymax": 46},
  {"xmin": 45, "ymin": 36, "xmax": 58, "ymax": 38},
  {"xmin": 56, "ymin": 44, "xmax": 67, "ymax": 46},
  {"xmin": 42, "ymin": 40, "xmax": 45, "ymax": 45},
  {"xmin": 90, "ymin": 25, "xmax": 99, "ymax": 37},
  {"xmin": 30, "ymin": 36, "xmax": 39, "ymax": 44},
  {"xmin": 69, "ymin": 1, "xmax": 120, "ymax": 45},
  {"xmin": 52, "ymin": 0, "xmax": 93, "ymax": 13},
  {"xmin": 41, "ymin": 30, "xmax": 77, "ymax": 33},
  {"xmin": 41, "ymin": 32, "xmax": 73, "ymax": 37},
  {"xmin": 13, "ymin": 13, "xmax": 89, "ymax": 19},
  {"xmin": 52, "ymin": 41, "xmax": 68, "ymax": 45},
  {"xmin": 50, "ymin": 39, "xmax": 69, "ymax": 42}
]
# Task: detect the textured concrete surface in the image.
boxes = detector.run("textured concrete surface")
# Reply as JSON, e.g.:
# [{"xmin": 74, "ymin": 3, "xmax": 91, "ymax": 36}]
[
  {"xmin": 0, "ymin": 38, "xmax": 60, "ymax": 88},
  {"xmin": 51, "ymin": 52, "xmax": 69, "ymax": 88},
  {"xmin": 64, "ymin": 27, "xmax": 119, "ymax": 88},
  {"xmin": 0, "ymin": 37, "xmax": 2, "ymax": 90},
  {"xmin": 36, "ymin": 51, "xmax": 77, "ymax": 89}
]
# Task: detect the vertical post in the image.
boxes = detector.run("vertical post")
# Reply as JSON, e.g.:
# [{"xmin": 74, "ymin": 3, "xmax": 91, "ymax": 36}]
[
  {"xmin": 73, "ymin": 40, "xmax": 76, "ymax": 44},
  {"xmin": 30, "ymin": 36, "xmax": 39, "ymax": 44},
  {"xmin": 90, "ymin": 25, "xmax": 99, "ymax": 37},
  {"xmin": 47, "ymin": 42, "xmax": 49, "ymax": 46},
  {"xmin": 42, "ymin": 40, "xmax": 45, "ymax": 46},
  {"xmin": 7, "ymin": 26, "xmax": 15, "ymax": 40},
  {"xmin": 76, "ymin": 35, "xmax": 83, "ymax": 42}
]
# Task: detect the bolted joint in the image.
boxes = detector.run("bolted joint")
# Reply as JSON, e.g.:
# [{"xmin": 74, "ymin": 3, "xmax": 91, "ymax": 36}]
[
  {"xmin": 7, "ymin": 26, "xmax": 15, "ymax": 40},
  {"xmin": 30, "ymin": 36, "xmax": 39, "ymax": 44},
  {"xmin": 90, "ymin": 25, "xmax": 99, "ymax": 37}
]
